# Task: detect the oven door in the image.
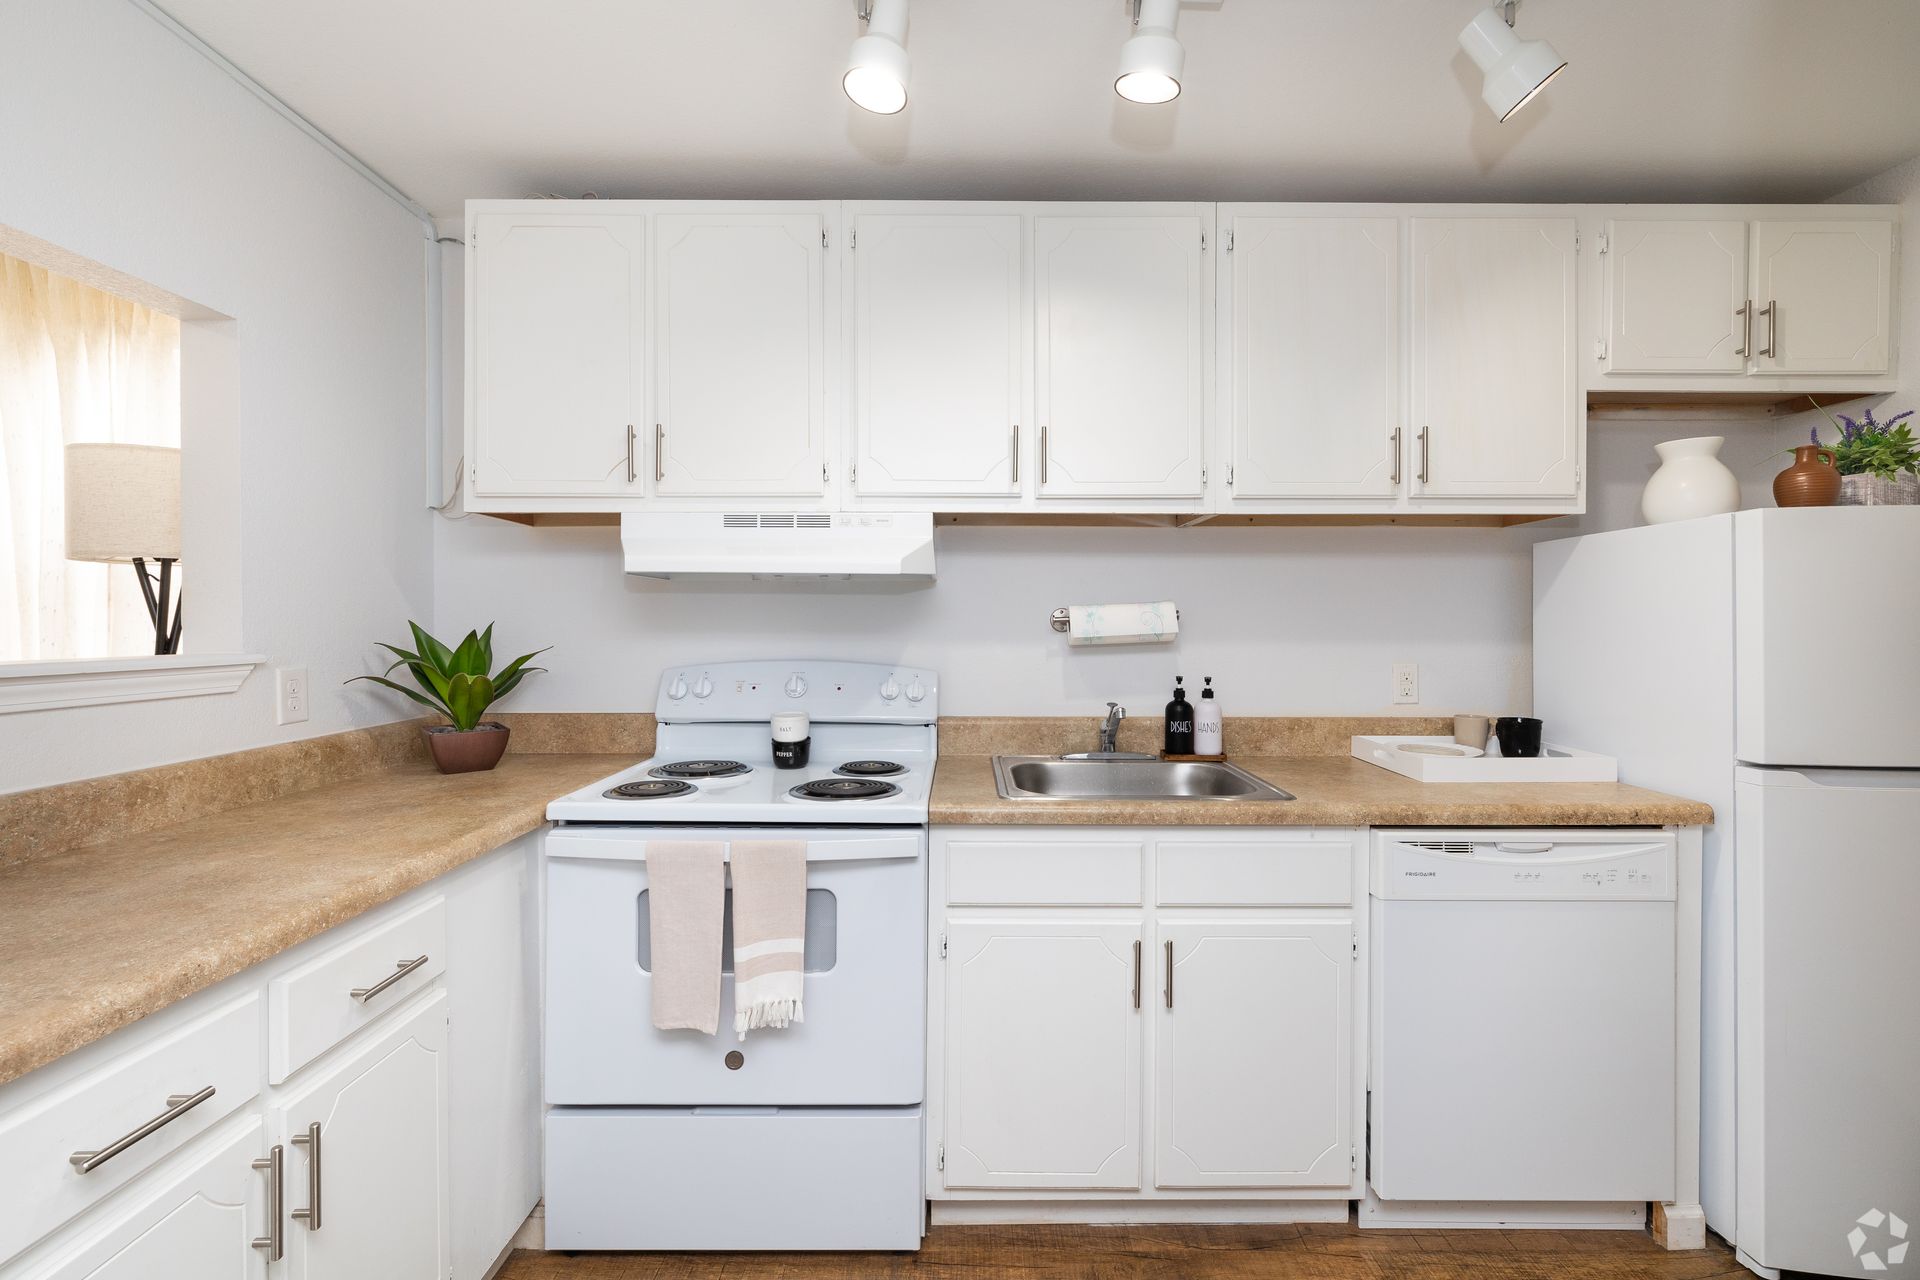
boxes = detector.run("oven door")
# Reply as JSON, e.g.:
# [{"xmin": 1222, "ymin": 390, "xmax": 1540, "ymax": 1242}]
[{"xmin": 544, "ymin": 825, "xmax": 926, "ymax": 1105}]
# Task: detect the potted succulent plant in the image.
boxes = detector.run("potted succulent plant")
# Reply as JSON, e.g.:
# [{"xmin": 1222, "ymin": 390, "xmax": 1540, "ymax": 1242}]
[
  {"xmin": 1810, "ymin": 403, "xmax": 1919, "ymax": 506},
  {"xmin": 348, "ymin": 622, "xmax": 548, "ymax": 774}
]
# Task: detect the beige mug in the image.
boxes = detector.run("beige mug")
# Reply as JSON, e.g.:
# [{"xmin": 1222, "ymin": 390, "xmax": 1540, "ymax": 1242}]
[{"xmin": 1452, "ymin": 714, "xmax": 1491, "ymax": 750}]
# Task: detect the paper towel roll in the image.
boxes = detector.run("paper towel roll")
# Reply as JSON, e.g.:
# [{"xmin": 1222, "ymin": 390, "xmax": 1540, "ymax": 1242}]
[{"xmin": 1067, "ymin": 601, "xmax": 1179, "ymax": 646}]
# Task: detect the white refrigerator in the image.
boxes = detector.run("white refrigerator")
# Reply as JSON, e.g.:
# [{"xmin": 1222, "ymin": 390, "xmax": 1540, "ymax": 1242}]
[{"xmin": 1534, "ymin": 507, "xmax": 1920, "ymax": 1280}]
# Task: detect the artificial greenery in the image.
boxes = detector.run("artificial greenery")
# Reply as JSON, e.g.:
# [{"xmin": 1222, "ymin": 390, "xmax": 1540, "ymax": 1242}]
[
  {"xmin": 348, "ymin": 622, "xmax": 547, "ymax": 732},
  {"xmin": 1810, "ymin": 402, "xmax": 1919, "ymax": 480}
]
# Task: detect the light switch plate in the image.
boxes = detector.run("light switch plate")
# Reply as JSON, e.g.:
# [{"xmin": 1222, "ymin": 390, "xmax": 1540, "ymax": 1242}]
[{"xmin": 276, "ymin": 667, "xmax": 309, "ymax": 725}]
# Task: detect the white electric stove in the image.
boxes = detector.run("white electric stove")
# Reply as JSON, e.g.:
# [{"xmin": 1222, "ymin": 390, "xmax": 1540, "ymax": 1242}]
[{"xmin": 542, "ymin": 661, "xmax": 936, "ymax": 1253}]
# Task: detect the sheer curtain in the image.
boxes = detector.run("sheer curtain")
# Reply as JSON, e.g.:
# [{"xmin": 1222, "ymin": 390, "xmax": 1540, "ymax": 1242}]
[{"xmin": 0, "ymin": 250, "xmax": 180, "ymax": 661}]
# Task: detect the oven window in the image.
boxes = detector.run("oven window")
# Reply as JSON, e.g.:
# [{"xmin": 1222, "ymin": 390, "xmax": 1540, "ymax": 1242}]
[{"xmin": 634, "ymin": 888, "xmax": 838, "ymax": 973}]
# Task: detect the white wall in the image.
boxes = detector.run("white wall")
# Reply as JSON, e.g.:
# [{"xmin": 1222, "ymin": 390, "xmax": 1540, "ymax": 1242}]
[
  {"xmin": 0, "ymin": 0, "xmax": 431, "ymax": 792},
  {"xmin": 433, "ymin": 414, "xmax": 1803, "ymax": 721}
]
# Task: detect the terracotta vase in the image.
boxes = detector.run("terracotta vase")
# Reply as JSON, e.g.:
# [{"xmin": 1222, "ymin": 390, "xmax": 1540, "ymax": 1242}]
[
  {"xmin": 424, "ymin": 722, "xmax": 510, "ymax": 774},
  {"xmin": 1772, "ymin": 445, "xmax": 1841, "ymax": 508}
]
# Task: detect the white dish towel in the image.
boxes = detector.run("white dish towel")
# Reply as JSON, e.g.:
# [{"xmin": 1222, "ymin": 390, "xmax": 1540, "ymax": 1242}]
[
  {"xmin": 728, "ymin": 840, "xmax": 808, "ymax": 1040},
  {"xmin": 645, "ymin": 841, "xmax": 726, "ymax": 1035}
]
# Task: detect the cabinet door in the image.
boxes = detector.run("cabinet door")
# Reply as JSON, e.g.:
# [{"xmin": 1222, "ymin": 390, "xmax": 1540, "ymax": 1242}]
[
  {"xmin": 654, "ymin": 211, "xmax": 827, "ymax": 496},
  {"xmin": 1752, "ymin": 219, "xmax": 1893, "ymax": 374},
  {"xmin": 942, "ymin": 919, "xmax": 1143, "ymax": 1190},
  {"xmin": 1410, "ymin": 217, "xmax": 1578, "ymax": 499},
  {"xmin": 851, "ymin": 214, "xmax": 1024, "ymax": 497},
  {"xmin": 1229, "ymin": 216, "xmax": 1400, "ymax": 498},
  {"xmin": 1154, "ymin": 918, "xmax": 1352, "ymax": 1189},
  {"xmin": 470, "ymin": 212, "xmax": 646, "ymax": 497},
  {"xmin": 274, "ymin": 992, "xmax": 449, "ymax": 1280},
  {"xmin": 1034, "ymin": 216, "xmax": 1206, "ymax": 498},
  {"xmin": 1604, "ymin": 219, "xmax": 1750, "ymax": 374},
  {"xmin": 33, "ymin": 1122, "xmax": 268, "ymax": 1280}
]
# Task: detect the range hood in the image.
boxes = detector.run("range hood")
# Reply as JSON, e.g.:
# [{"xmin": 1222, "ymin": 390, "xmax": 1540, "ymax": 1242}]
[{"xmin": 620, "ymin": 511, "xmax": 935, "ymax": 580}]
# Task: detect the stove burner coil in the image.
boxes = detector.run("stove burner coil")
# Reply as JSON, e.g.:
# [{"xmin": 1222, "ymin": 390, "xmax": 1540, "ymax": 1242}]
[
  {"xmin": 604, "ymin": 779, "xmax": 698, "ymax": 800},
  {"xmin": 834, "ymin": 760, "xmax": 906, "ymax": 777},
  {"xmin": 649, "ymin": 759, "xmax": 751, "ymax": 779},
  {"xmin": 788, "ymin": 778, "xmax": 902, "ymax": 802}
]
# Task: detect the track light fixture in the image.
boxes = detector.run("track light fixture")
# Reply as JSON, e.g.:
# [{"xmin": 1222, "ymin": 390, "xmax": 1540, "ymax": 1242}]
[
  {"xmin": 1115, "ymin": 0, "xmax": 1184, "ymax": 104},
  {"xmin": 1458, "ymin": 1, "xmax": 1567, "ymax": 121},
  {"xmin": 845, "ymin": 0, "xmax": 910, "ymax": 115}
]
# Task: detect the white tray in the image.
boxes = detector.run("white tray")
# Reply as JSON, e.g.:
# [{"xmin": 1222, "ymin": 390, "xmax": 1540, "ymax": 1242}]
[{"xmin": 1352, "ymin": 736, "xmax": 1619, "ymax": 783}]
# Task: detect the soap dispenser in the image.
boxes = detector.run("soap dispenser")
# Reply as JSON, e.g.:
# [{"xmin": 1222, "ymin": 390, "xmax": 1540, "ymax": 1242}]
[
  {"xmin": 1164, "ymin": 677, "xmax": 1195, "ymax": 756},
  {"xmin": 1195, "ymin": 676, "xmax": 1223, "ymax": 756}
]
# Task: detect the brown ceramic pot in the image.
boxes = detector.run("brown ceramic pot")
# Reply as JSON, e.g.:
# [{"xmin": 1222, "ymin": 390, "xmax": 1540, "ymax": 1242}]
[
  {"xmin": 1773, "ymin": 445, "xmax": 1841, "ymax": 508},
  {"xmin": 424, "ymin": 722, "xmax": 510, "ymax": 774}
]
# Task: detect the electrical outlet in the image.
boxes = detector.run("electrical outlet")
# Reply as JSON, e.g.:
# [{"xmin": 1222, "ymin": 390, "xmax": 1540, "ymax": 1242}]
[
  {"xmin": 1392, "ymin": 662, "xmax": 1419, "ymax": 705},
  {"xmin": 276, "ymin": 667, "xmax": 309, "ymax": 725}
]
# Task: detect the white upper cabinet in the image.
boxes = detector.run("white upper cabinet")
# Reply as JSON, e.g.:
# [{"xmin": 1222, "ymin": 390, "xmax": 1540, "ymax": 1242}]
[
  {"xmin": 850, "ymin": 213, "xmax": 1024, "ymax": 498},
  {"xmin": 1752, "ymin": 219, "xmax": 1894, "ymax": 374},
  {"xmin": 469, "ymin": 212, "xmax": 647, "ymax": 497},
  {"xmin": 1154, "ymin": 919, "xmax": 1353, "ymax": 1189},
  {"xmin": 1604, "ymin": 220, "xmax": 1750, "ymax": 374},
  {"xmin": 941, "ymin": 919, "xmax": 1143, "ymax": 1191},
  {"xmin": 1227, "ymin": 215, "xmax": 1401, "ymax": 498},
  {"xmin": 1410, "ymin": 217, "xmax": 1579, "ymax": 500},
  {"xmin": 654, "ymin": 211, "xmax": 828, "ymax": 497},
  {"xmin": 1034, "ymin": 214, "xmax": 1207, "ymax": 499}
]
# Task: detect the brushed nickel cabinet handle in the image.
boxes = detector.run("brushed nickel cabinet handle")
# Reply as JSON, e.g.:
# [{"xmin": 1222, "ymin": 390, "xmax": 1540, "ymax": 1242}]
[
  {"xmin": 1132, "ymin": 939, "xmax": 1142, "ymax": 1010},
  {"xmin": 1735, "ymin": 301, "xmax": 1751, "ymax": 357},
  {"xmin": 625, "ymin": 424, "xmax": 636, "ymax": 483},
  {"xmin": 1040, "ymin": 425, "xmax": 1050, "ymax": 486},
  {"xmin": 654, "ymin": 424, "xmax": 666, "ymax": 483},
  {"xmin": 1163, "ymin": 940, "xmax": 1174, "ymax": 1009},
  {"xmin": 1011, "ymin": 425, "xmax": 1020, "ymax": 485},
  {"xmin": 290, "ymin": 1121, "xmax": 322, "ymax": 1231},
  {"xmin": 1390, "ymin": 427, "xmax": 1403, "ymax": 486},
  {"xmin": 1759, "ymin": 300, "xmax": 1777, "ymax": 359},
  {"xmin": 252, "ymin": 1143, "xmax": 284, "ymax": 1260},
  {"xmin": 350, "ymin": 954, "xmax": 428, "ymax": 1003},
  {"xmin": 1417, "ymin": 427, "xmax": 1431, "ymax": 486},
  {"xmin": 70, "ymin": 1085, "xmax": 216, "ymax": 1172}
]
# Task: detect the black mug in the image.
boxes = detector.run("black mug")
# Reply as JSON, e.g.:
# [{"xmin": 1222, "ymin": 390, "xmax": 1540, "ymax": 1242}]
[{"xmin": 1493, "ymin": 716, "xmax": 1544, "ymax": 758}]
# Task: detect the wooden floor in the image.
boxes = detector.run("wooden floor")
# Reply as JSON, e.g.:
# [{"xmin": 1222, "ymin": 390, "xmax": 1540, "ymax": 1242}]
[{"xmin": 498, "ymin": 1223, "xmax": 1747, "ymax": 1279}]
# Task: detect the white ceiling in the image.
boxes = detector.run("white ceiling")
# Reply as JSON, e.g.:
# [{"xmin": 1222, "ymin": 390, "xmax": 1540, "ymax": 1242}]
[{"xmin": 154, "ymin": 0, "xmax": 1920, "ymax": 218}]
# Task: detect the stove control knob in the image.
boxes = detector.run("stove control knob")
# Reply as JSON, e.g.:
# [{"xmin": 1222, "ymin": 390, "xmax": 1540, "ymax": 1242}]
[
  {"xmin": 905, "ymin": 678, "xmax": 926, "ymax": 703},
  {"xmin": 784, "ymin": 674, "xmax": 808, "ymax": 699},
  {"xmin": 667, "ymin": 675, "xmax": 689, "ymax": 700},
  {"xmin": 691, "ymin": 675, "xmax": 714, "ymax": 699},
  {"xmin": 879, "ymin": 677, "xmax": 901, "ymax": 701}
]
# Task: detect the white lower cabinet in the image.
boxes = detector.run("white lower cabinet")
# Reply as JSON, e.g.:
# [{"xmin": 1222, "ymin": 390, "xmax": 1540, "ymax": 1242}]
[
  {"xmin": 27, "ymin": 1122, "xmax": 269, "ymax": 1280},
  {"xmin": 931, "ymin": 826, "xmax": 1364, "ymax": 1214},
  {"xmin": 942, "ymin": 920, "xmax": 1144, "ymax": 1190},
  {"xmin": 271, "ymin": 993, "xmax": 450, "ymax": 1280},
  {"xmin": 1154, "ymin": 919, "xmax": 1352, "ymax": 1189}
]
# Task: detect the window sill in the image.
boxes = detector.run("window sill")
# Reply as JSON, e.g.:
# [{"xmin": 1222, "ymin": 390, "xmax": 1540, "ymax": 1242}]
[{"xmin": 0, "ymin": 654, "xmax": 267, "ymax": 714}]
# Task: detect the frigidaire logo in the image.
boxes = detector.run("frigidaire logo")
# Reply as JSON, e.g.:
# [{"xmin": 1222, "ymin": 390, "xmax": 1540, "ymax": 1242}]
[
  {"xmin": 1403, "ymin": 871, "xmax": 1438, "ymax": 878},
  {"xmin": 1848, "ymin": 1207, "xmax": 1909, "ymax": 1272}
]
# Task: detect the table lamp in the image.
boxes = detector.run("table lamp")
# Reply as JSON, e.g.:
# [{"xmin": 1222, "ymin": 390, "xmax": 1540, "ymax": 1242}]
[{"xmin": 63, "ymin": 443, "xmax": 183, "ymax": 655}]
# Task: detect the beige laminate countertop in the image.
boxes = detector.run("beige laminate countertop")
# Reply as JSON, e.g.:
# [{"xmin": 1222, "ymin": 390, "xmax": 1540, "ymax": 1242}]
[
  {"xmin": 0, "ymin": 753, "xmax": 630, "ymax": 1088},
  {"xmin": 929, "ymin": 754, "xmax": 1715, "ymax": 828}
]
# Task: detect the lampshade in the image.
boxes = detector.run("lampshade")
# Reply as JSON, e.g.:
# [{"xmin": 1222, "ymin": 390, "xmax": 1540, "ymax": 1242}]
[
  {"xmin": 1458, "ymin": 6, "xmax": 1567, "ymax": 121},
  {"xmin": 63, "ymin": 443, "xmax": 181, "ymax": 562}
]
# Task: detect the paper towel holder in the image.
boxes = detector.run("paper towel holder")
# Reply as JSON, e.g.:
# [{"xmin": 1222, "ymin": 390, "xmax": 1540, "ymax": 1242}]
[{"xmin": 1051, "ymin": 606, "xmax": 1181, "ymax": 633}]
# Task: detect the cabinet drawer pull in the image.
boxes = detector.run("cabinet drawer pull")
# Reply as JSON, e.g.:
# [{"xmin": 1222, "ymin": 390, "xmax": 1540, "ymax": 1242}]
[
  {"xmin": 1417, "ymin": 426, "xmax": 1431, "ymax": 486},
  {"xmin": 1735, "ymin": 301, "xmax": 1752, "ymax": 357},
  {"xmin": 1132, "ymin": 939, "xmax": 1142, "ymax": 1009},
  {"xmin": 1164, "ymin": 939, "xmax": 1174, "ymax": 1010},
  {"xmin": 350, "ymin": 954, "xmax": 429, "ymax": 1003},
  {"xmin": 1758, "ymin": 300, "xmax": 1777, "ymax": 359},
  {"xmin": 251, "ymin": 1143, "xmax": 284, "ymax": 1260},
  {"xmin": 1389, "ymin": 427, "xmax": 1403, "ymax": 486},
  {"xmin": 654, "ymin": 424, "xmax": 666, "ymax": 483},
  {"xmin": 291, "ymin": 1121, "xmax": 322, "ymax": 1231},
  {"xmin": 1011, "ymin": 425, "xmax": 1020, "ymax": 485},
  {"xmin": 1040, "ymin": 425, "xmax": 1050, "ymax": 486},
  {"xmin": 69, "ymin": 1085, "xmax": 216, "ymax": 1172},
  {"xmin": 625, "ymin": 424, "xmax": 637, "ymax": 483}
]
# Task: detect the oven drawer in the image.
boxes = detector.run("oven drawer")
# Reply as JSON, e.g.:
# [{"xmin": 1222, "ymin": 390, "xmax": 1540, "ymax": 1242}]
[
  {"xmin": 543, "ymin": 828, "xmax": 926, "ymax": 1105},
  {"xmin": 545, "ymin": 1107, "xmax": 924, "ymax": 1251}
]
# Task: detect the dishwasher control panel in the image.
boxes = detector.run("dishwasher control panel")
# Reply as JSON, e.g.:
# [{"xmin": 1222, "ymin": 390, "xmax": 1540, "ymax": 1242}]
[{"xmin": 1369, "ymin": 831, "xmax": 1677, "ymax": 901}]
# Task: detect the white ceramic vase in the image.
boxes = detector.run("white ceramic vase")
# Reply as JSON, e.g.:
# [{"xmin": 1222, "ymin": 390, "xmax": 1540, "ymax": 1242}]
[{"xmin": 1641, "ymin": 435, "xmax": 1741, "ymax": 525}]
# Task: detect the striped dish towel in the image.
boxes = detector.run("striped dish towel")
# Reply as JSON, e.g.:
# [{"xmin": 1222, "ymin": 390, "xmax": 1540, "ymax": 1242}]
[{"xmin": 729, "ymin": 840, "xmax": 807, "ymax": 1040}]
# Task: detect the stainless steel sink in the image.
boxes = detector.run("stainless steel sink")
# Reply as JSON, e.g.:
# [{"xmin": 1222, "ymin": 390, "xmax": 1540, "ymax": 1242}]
[{"xmin": 991, "ymin": 756, "xmax": 1295, "ymax": 802}]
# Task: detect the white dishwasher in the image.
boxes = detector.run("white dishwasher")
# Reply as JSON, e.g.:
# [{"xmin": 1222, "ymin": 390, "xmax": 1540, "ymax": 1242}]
[{"xmin": 1367, "ymin": 829, "xmax": 1677, "ymax": 1208}]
